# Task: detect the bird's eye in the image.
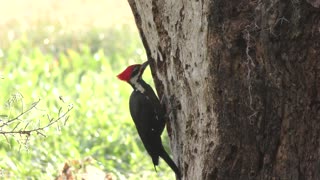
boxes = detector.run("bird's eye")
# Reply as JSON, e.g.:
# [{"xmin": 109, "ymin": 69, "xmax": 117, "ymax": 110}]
[{"xmin": 131, "ymin": 66, "xmax": 140, "ymax": 77}]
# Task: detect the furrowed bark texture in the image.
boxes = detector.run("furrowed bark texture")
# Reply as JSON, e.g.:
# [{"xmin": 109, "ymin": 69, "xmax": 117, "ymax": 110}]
[{"xmin": 128, "ymin": 0, "xmax": 320, "ymax": 179}]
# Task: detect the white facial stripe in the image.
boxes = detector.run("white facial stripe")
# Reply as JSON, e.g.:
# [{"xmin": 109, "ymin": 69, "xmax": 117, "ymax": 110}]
[{"xmin": 130, "ymin": 75, "xmax": 145, "ymax": 93}]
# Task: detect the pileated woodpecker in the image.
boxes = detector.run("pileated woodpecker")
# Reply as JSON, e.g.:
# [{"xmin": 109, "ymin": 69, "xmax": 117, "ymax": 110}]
[{"xmin": 117, "ymin": 61, "xmax": 181, "ymax": 179}]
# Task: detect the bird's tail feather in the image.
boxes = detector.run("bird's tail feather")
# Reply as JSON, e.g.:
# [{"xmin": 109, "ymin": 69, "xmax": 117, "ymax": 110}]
[{"xmin": 159, "ymin": 148, "xmax": 181, "ymax": 180}]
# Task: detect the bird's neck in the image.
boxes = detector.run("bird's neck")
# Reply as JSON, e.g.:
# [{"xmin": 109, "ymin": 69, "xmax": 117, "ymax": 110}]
[{"xmin": 130, "ymin": 78, "xmax": 147, "ymax": 93}]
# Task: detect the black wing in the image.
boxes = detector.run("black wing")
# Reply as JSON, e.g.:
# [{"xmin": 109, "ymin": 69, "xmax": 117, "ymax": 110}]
[
  {"xmin": 129, "ymin": 90, "xmax": 163, "ymax": 165},
  {"xmin": 129, "ymin": 88, "xmax": 181, "ymax": 178}
]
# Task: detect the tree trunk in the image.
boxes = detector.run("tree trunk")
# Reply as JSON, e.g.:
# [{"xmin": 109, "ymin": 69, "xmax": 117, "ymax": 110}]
[{"xmin": 128, "ymin": 0, "xmax": 320, "ymax": 179}]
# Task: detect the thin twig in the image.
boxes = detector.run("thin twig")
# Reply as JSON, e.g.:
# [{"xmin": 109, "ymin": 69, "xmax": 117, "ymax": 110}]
[
  {"xmin": 0, "ymin": 99, "xmax": 41, "ymax": 128},
  {"xmin": 0, "ymin": 104, "xmax": 73, "ymax": 136}
]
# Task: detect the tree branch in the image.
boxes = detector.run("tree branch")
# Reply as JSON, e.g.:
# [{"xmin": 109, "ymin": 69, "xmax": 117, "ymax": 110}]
[
  {"xmin": 0, "ymin": 104, "xmax": 73, "ymax": 137},
  {"xmin": 0, "ymin": 99, "xmax": 41, "ymax": 128}
]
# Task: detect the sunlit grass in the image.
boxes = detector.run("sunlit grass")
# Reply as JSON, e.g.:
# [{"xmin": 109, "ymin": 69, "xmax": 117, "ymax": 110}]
[
  {"xmin": 0, "ymin": 0, "xmax": 135, "ymax": 28},
  {"xmin": 0, "ymin": 0, "xmax": 175, "ymax": 179}
]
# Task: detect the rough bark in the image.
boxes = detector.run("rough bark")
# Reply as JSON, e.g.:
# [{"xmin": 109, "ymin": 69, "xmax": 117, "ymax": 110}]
[{"xmin": 128, "ymin": 0, "xmax": 320, "ymax": 179}]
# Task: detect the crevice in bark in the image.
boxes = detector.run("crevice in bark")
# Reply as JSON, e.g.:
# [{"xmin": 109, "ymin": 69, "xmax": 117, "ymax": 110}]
[
  {"xmin": 129, "ymin": 0, "xmax": 320, "ymax": 179},
  {"xmin": 127, "ymin": 0, "xmax": 152, "ymax": 59},
  {"xmin": 151, "ymin": 1, "xmax": 171, "ymax": 61}
]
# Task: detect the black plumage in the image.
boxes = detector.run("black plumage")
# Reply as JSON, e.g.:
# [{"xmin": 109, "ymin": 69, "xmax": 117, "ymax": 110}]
[{"xmin": 118, "ymin": 61, "xmax": 181, "ymax": 179}]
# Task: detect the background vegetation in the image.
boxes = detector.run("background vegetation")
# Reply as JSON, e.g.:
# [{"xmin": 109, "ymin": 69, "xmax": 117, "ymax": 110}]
[{"xmin": 0, "ymin": 0, "xmax": 173, "ymax": 179}]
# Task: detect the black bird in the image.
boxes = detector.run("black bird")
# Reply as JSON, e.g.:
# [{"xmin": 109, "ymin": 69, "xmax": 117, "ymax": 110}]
[{"xmin": 117, "ymin": 61, "xmax": 181, "ymax": 179}]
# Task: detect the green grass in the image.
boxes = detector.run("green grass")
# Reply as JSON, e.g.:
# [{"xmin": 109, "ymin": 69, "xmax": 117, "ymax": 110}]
[{"xmin": 0, "ymin": 22, "xmax": 174, "ymax": 179}]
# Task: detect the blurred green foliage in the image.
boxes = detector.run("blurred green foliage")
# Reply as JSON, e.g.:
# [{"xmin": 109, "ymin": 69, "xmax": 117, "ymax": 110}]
[{"xmin": 0, "ymin": 23, "xmax": 174, "ymax": 179}]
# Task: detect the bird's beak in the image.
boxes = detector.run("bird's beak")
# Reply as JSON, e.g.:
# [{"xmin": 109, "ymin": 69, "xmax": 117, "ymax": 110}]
[{"xmin": 140, "ymin": 61, "xmax": 149, "ymax": 73}]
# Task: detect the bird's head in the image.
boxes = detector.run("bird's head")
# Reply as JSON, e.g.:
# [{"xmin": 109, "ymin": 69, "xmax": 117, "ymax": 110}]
[{"xmin": 117, "ymin": 61, "xmax": 149, "ymax": 83}]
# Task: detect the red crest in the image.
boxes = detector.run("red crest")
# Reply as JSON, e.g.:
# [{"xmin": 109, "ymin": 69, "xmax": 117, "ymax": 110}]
[{"xmin": 117, "ymin": 64, "xmax": 139, "ymax": 82}]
